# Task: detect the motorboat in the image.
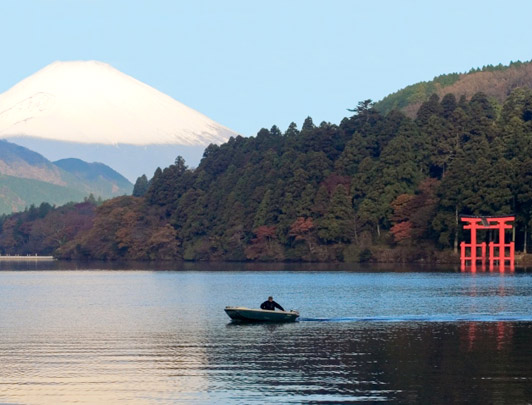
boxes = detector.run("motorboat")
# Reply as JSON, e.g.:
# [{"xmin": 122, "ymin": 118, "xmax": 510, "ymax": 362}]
[{"xmin": 224, "ymin": 306, "xmax": 299, "ymax": 323}]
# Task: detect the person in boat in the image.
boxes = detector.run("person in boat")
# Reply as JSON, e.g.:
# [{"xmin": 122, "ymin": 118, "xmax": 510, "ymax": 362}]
[{"xmin": 260, "ymin": 296, "xmax": 285, "ymax": 311}]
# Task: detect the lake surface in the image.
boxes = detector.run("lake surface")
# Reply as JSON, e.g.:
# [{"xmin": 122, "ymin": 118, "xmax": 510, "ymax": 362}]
[{"xmin": 0, "ymin": 263, "xmax": 531, "ymax": 404}]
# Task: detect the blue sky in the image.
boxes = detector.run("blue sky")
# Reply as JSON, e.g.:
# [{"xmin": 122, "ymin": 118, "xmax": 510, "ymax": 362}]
[{"xmin": 1, "ymin": 0, "xmax": 531, "ymax": 137}]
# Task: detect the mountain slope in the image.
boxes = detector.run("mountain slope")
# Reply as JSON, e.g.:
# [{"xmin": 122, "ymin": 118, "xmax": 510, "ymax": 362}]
[
  {"xmin": 0, "ymin": 60, "xmax": 237, "ymax": 179},
  {"xmin": 54, "ymin": 158, "xmax": 132, "ymax": 196},
  {"xmin": 0, "ymin": 60, "xmax": 236, "ymax": 145},
  {"xmin": 0, "ymin": 174, "xmax": 86, "ymax": 214},
  {"xmin": 375, "ymin": 60, "xmax": 532, "ymax": 117},
  {"xmin": 0, "ymin": 140, "xmax": 132, "ymax": 214},
  {"xmin": 0, "ymin": 140, "xmax": 68, "ymax": 185}
]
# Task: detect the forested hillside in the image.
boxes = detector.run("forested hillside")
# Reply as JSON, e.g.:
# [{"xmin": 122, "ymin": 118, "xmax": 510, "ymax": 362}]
[
  {"xmin": 1, "ymin": 88, "xmax": 532, "ymax": 262},
  {"xmin": 375, "ymin": 60, "xmax": 532, "ymax": 118}
]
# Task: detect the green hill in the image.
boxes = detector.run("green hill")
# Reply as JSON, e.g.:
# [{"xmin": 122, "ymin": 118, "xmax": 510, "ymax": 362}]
[
  {"xmin": 374, "ymin": 60, "xmax": 532, "ymax": 117},
  {"xmin": 54, "ymin": 158, "xmax": 132, "ymax": 197},
  {"xmin": 0, "ymin": 140, "xmax": 132, "ymax": 215},
  {"xmin": 0, "ymin": 174, "xmax": 86, "ymax": 214}
]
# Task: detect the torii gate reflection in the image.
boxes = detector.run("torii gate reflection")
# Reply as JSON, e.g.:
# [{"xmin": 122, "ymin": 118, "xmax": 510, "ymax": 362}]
[{"xmin": 460, "ymin": 216, "xmax": 515, "ymax": 272}]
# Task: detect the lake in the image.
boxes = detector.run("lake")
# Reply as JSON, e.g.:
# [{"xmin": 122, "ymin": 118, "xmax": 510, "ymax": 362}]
[{"xmin": 0, "ymin": 262, "xmax": 531, "ymax": 404}]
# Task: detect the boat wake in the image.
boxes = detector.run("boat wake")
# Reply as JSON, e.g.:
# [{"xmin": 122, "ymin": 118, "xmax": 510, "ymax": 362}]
[{"xmin": 299, "ymin": 314, "xmax": 532, "ymax": 323}]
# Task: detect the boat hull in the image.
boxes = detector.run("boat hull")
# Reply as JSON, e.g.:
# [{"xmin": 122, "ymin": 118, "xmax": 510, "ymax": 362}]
[{"xmin": 224, "ymin": 306, "xmax": 299, "ymax": 323}]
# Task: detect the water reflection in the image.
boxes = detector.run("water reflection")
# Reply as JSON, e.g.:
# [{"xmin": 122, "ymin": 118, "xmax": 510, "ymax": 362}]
[
  {"xmin": 205, "ymin": 322, "xmax": 531, "ymax": 403},
  {"xmin": 0, "ymin": 260, "xmax": 471, "ymax": 272},
  {"xmin": 1, "ymin": 322, "xmax": 531, "ymax": 404},
  {"xmin": 0, "ymin": 269, "xmax": 531, "ymax": 404},
  {"xmin": 0, "ymin": 334, "xmax": 210, "ymax": 404}
]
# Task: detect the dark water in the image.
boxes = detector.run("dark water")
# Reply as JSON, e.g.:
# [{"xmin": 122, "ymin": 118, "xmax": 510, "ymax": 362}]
[{"xmin": 0, "ymin": 264, "xmax": 531, "ymax": 404}]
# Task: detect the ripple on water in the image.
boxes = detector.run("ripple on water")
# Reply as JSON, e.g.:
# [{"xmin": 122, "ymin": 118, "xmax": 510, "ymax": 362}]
[{"xmin": 1, "ymin": 270, "xmax": 531, "ymax": 404}]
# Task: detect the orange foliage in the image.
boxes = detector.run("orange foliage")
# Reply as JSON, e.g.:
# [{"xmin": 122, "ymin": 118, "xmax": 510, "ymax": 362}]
[
  {"xmin": 58, "ymin": 196, "xmax": 181, "ymax": 260},
  {"xmin": 251, "ymin": 225, "xmax": 277, "ymax": 243},
  {"xmin": 390, "ymin": 194, "xmax": 416, "ymax": 223},
  {"xmin": 390, "ymin": 178, "xmax": 440, "ymax": 244},
  {"xmin": 390, "ymin": 221, "xmax": 413, "ymax": 243},
  {"xmin": 289, "ymin": 217, "xmax": 314, "ymax": 240},
  {"xmin": 245, "ymin": 225, "xmax": 284, "ymax": 261}
]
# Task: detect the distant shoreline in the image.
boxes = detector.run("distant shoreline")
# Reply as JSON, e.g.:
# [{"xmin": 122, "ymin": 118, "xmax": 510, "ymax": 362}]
[{"xmin": 0, "ymin": 255, "xmax": 55, "ymax": 261}]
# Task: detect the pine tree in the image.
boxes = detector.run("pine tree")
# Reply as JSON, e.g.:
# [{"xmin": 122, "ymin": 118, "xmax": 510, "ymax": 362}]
[
  {"xmin": 302, "ymin": 116, "xmax": 315, "ymax": 132},
  {"xmin": 317, "ymin": 185, "xmax": 355, "ymax": 243},
  {"xmin": 253, "ymin": 190, "xmax": 272, "ymax": 229},
  {"xmin": 132, "ymin": 175, "xmax": 149, "ymax": 197}
]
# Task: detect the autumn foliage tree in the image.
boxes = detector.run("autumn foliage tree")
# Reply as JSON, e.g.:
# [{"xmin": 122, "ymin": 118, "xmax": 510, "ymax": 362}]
[
  {"xmin": 245, "ymin": 225, "xmax": 284, "ymax": 261},
  {"xmin": 390, "ymin": 179, "xmax": 440, "ymax": 245}
]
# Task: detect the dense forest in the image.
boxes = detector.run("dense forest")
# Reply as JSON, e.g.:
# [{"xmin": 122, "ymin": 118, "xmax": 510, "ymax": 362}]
[{"xmin": 1, "ymin": 88, "xmax": 532, "ymax": 263}]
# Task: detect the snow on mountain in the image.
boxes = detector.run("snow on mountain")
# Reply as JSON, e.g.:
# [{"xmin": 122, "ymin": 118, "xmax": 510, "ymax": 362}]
[{"xmin": 0, "ymin": 60, "xmax": 236, "ymax": 146}]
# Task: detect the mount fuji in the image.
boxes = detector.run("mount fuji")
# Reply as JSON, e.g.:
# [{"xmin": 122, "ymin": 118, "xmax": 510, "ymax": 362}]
[{"xmin": 0, "ymin": 61, "xmax": 237, "ymax": 180}]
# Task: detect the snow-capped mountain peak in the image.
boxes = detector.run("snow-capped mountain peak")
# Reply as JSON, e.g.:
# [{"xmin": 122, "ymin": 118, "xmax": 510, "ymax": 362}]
[{"xmin": 0, "ymin": 60, "xmax": 236, "ymax": 146}]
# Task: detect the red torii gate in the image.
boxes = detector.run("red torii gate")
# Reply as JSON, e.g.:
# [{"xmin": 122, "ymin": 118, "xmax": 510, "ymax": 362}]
[{"xmin": 460, "ymin": 216, "xmax": 515, "ymax": 272}]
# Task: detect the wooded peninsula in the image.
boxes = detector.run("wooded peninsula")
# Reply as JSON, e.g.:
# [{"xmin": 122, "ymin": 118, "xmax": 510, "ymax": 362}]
[{"xmin": 1, "ymin": 84, "xmax": 532, "ymax": 263}]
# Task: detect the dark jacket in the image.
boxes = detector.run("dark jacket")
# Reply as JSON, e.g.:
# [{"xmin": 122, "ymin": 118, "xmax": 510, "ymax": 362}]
[{"xmin": 260, "ymin": 300, "xmax": 285, "ymax": 311}]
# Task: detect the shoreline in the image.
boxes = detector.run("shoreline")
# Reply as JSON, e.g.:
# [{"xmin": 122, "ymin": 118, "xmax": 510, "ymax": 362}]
[{"xmin": 0, "ymin": 255, "xmax": 55, "ymax": 261}]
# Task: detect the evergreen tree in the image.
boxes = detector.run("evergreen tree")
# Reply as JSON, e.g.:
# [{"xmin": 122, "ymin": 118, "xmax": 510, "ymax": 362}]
[
  {"xmin": 317, "ymin": 185, "xmax": 354, "ymax": 243},
  {"xmin": 132, "ymin": 175, "xmax": 149, "ymax": 197},
  {"xmin": 440, "ymin": 93, "xmax": 457, "ymax": 119},
  {"xmin": 302, "ymin": 116, "xmax": 315, "ymax": 132},
  {"xmin": 253, "ymin": 190, "xmax": 272, "ymax": 229},
  {"xmin": 334, "ymin": 135, "xmax": 366, "ymax": 176},
  {"xmin": 284, "ymin": 122, "xmax": 300, "ymax": 137},
  {"xmin": 174, "ymin": 156, "xmax": 187, "ymax": 174},
  {"xmin": 416, "ymin": 94, "xmax": 442, "ymax": 126}
]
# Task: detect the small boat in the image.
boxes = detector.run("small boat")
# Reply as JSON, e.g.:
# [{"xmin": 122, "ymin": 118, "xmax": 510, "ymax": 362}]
[{"xmin": 224, "ymin": 306, "xmax": 300, "ymax": 323}]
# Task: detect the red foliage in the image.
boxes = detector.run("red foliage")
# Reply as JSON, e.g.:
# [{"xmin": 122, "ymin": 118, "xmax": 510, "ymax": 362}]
[
  {"xmin": 390, "ymin": 221, "xmax": 413, "ymax": 243},
  {"xmin": 251, "ymin": 225, "xmax": 277, "ymax": 243},
  {"xmin": 390, "ymin": 178, "xmax": 440, "ymax": 244},
  {"xmin": 391, "ymin": 194, "xmax": 416, "ymax": 223},
  {"xmin": 246, "ymin": 225, "xmax": 283, "ymax": 260},
  {"xmin": 289, "ymin": 217, "xmax": 314, "ymax": 240}
]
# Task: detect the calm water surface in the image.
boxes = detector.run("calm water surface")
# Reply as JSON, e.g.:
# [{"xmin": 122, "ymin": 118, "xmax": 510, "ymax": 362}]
[{"xmin": 0, "ymin": 263, "xmax": 531, "ymax": 404}]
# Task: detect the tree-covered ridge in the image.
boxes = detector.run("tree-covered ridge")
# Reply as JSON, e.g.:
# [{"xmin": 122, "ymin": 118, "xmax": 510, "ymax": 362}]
[
  {"xmin": 0, "ymin": 140, "xmax": 133, "ymax": 214},
  {"xmin": 375, "ymin": 60, "xmax": 532, "ymax": 117},
  {"xmin": 2, "ymin": 88, "xmax": 532, "ymax": 262},
  {"xmin": 0, "ymin": 200, "xmax": 96, "ymax": 255}
]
